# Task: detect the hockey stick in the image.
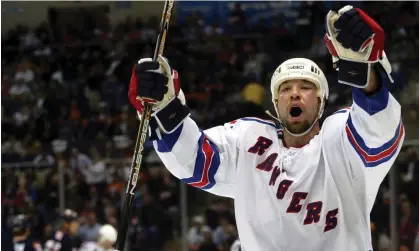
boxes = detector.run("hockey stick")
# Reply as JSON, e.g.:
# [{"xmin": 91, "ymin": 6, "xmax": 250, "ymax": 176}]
[{"xmin": 116, "ymin": 1, "xmax": 175, "ymax": 250}]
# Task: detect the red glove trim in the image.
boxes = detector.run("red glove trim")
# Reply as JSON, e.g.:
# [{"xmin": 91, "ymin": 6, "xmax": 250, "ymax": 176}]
[
  {"xmin": 356, "ymin": 8, "xmax": 384, "ymax": 60},
  {"xmin": 128, "ymin": 66, "xmax": 181, "ymax": 114},
  {"xmin": 173, "ymin": 69, "xmax": 180, "ymax": 96},
  {"xmin": 324, "ymin": 33, "xmax": 338, "ymax": 57},
  {"xmin": 128, "ymin": 65, "xmax": 145, "ymax": 113}
]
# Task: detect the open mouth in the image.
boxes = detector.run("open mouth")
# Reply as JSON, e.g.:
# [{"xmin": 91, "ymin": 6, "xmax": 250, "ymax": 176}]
[{"xmin": 289, "ymin": 106, "xmax": 303, "ymax": 118}]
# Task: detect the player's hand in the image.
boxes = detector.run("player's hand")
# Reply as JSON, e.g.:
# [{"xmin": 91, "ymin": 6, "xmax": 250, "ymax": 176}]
[
  {"xmin": 128, "ymin": 56, "xmax": 182, "ymax": 114},
  {"xmin": 128, "ymin": 56, "xmax": 189, "ymax": 134},
  {"xmin": 324, "ymin": 5, "xmax": 393, "ymax": 88}
]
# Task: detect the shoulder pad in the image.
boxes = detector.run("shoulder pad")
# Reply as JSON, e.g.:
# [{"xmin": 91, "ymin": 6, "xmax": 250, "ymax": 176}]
[
  {"xmin": 332, "ymin": 107, "xmax": 351, "ymax": 115},
  {"xmin": 240, "ymin": 117, "xmax": 280, "ymax": 129}
]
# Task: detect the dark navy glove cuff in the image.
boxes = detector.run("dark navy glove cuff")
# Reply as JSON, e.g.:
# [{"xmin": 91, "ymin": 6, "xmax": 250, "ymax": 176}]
[
  {"xmin": 337, "ymin": 59, "xmax": 372, "ymax": 88},
  {"xmin": 152, "ymin": 98, "xmax": 190, "ymax": 134}
]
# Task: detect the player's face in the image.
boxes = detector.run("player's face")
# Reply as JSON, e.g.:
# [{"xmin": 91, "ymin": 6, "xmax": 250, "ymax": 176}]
[
  {"xmin": 276, "ymin": 80, "xmax": 319, "ymax": 134},
  {"xmin": 68, "ymin": 221, "xmax": 79, "ymax": 236},
  {"xmin": 100, "ymin": 240, "xmax": 113, "ymax": 249}
]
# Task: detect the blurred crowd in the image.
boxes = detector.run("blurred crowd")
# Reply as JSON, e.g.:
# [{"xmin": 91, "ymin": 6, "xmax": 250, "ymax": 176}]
[{"xmin": 1, "ymin": 1, "xmax": 419, "ymax": 251}]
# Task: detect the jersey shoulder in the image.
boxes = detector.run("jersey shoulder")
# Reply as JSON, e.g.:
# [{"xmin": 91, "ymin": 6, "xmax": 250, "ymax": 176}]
[
  {"xmin": 321, "ymin": 107, "xmax": 350, "ymax": 140},
  {"xmin": 323, "ymin": 107, "xmax": 350, "ymax": 127}
]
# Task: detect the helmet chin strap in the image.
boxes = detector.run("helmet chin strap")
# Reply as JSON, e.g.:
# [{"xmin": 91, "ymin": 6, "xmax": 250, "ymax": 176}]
[
  {"xmin": 283, "ymin": 117, "xmax": 319, "ymax": 137},
  {"xmin": 265, "ymin": 110, "xmax": 319, "ymax": 137}
]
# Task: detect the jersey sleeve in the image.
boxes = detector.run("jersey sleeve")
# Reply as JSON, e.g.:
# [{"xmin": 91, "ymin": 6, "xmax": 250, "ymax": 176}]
[
  {"xmin": 152, "ymin": 117, "xmax": 242, "ymax": 198},
  {"xmin": 343, "ymin": 72, "xmax": 405, "ymax": 210}
]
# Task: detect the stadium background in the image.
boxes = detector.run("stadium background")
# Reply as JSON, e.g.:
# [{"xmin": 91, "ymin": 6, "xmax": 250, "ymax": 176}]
[{"xmin": 1, "ymin": 1, "xmax": 418, "ymax": 250}]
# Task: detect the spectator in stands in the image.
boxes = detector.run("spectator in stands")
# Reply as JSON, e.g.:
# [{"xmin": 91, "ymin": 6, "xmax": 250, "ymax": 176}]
[
  {"xmin": 212, "ymin": 216, "xmax": 233, "ymax": 246},
  {"xmin": 188, "ymin": 215, "xmax": 209, "ymax": 250},
  {"xmin": 32, "ymin": 146, "xmax": 56, "ymax": 167},
  {"xmin": 198, "ymin": 226, "xmax": 218, "ymax": 251},
  {"xmin": 228, "ymin": 3, "xmax": 247, "ymax": 34},
  {"xmin": 400, "ymin": 196, "xmax": 418, "ymax": 250},
  {"xmin": 9, "ymin": 79, "xmax": 31, "ymax": 98},
  {"xmin": 77, "ymin": 210, "xmax": 102, "ymax": 242},
  {"xmin": 2, "ymin": 136, "xmax": 26, "ymax": 157},
  {"xmin": 400, "ymin": 147, "xmax": 419, "ymax": 205},
  {"xmin": 69, "ymin": 148, "xmax": 92, "ymax": 172},
  {"xmin": 414, "ymin": 231, "xmax": 419, "ymax": 251}
]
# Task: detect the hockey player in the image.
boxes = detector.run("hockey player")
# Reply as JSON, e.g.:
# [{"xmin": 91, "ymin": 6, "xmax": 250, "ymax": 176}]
[
  {"xmin": 78, "ymin": 224, "xmax": 118, "ymax": 251},
  {"xmin": 11, "ymin": 214, "xmax": 42, "ymax": 251},
  {"xmin": 44, "ymin": 209, "xmax": 79, "ymax": 251},
  {"xmin": 128, "ymin": 6, "xmax": 404, "ymax": 251}
]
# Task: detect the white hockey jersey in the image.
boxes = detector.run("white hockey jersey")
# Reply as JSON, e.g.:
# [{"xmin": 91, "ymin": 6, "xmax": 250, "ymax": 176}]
[
  {"xmin": 152, "ymin": 86, "xmax": 404, "ymax": 251},
  {"xmin": 78, "ymin": 241, "xmax": 104, "ymax": 251},
  {"xmin": 78, "ymin": 241, "xmax": 116, "ymax": 251}
]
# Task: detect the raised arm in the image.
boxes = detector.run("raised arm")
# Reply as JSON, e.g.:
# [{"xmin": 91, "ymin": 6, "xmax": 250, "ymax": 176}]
[
  {"xmin": 128, "ymin": 56, "xmax": 241, "ymax": 198},
  {"xmin": 345, "ymin": 67, "xmax": 404, "ymax": 208},
  {"xmin": 152, "ymin": 117, "xmax": 242, "ymax": 198},
  {"xmin": 324, "ymin": 5, "xmax": 405, "ymax": 210}
]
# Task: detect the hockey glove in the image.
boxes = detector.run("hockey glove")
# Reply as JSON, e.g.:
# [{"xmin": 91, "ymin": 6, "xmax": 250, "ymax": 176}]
[
  {"xmin": 128, "ymin": 56, "xmax": 189, "ymax": 134},
  {"xmin": 324, "ymin": 5, "xmax": 394, "ymax": 88}
]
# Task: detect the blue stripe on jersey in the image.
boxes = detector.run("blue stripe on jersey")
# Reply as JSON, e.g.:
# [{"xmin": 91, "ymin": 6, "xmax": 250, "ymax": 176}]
[
  {"xmin": 156, "ymin": 124, "xmax": 183, "ymax": 153},
  {"xmin": 182, "ymin": 133, "xmax": 220, "ymax": 190},
  {"xmin": 352, "ymin": 84, "xmax": 389, "ymax": 115},
  {"xmin": 240, "ymin": 117, "xmax": 277, "ymax": 128},
  {"xmin": 346, "ymin": 115, "xmax": 404, "ymax": 167}
]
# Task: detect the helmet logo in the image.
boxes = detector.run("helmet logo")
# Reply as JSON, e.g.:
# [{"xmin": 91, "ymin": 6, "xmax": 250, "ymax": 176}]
[{"xmin": 287, "ymin": 65, "xmax": 304, "ymax": 70}]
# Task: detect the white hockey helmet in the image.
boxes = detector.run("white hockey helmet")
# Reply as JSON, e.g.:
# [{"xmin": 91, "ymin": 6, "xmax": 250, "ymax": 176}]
[
  {"xmin": 270, "ymin": 58, "xmax": 329, "ymax": 121},
  {"xmin": 98, "ymin": 224, "xmax": 118, "ymax": 245}
]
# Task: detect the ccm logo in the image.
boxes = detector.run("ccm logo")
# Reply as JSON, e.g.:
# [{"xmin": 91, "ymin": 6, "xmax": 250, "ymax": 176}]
[{"xmin": 288, "ymin": 65, "xmax": 304, "ymax": 69}]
